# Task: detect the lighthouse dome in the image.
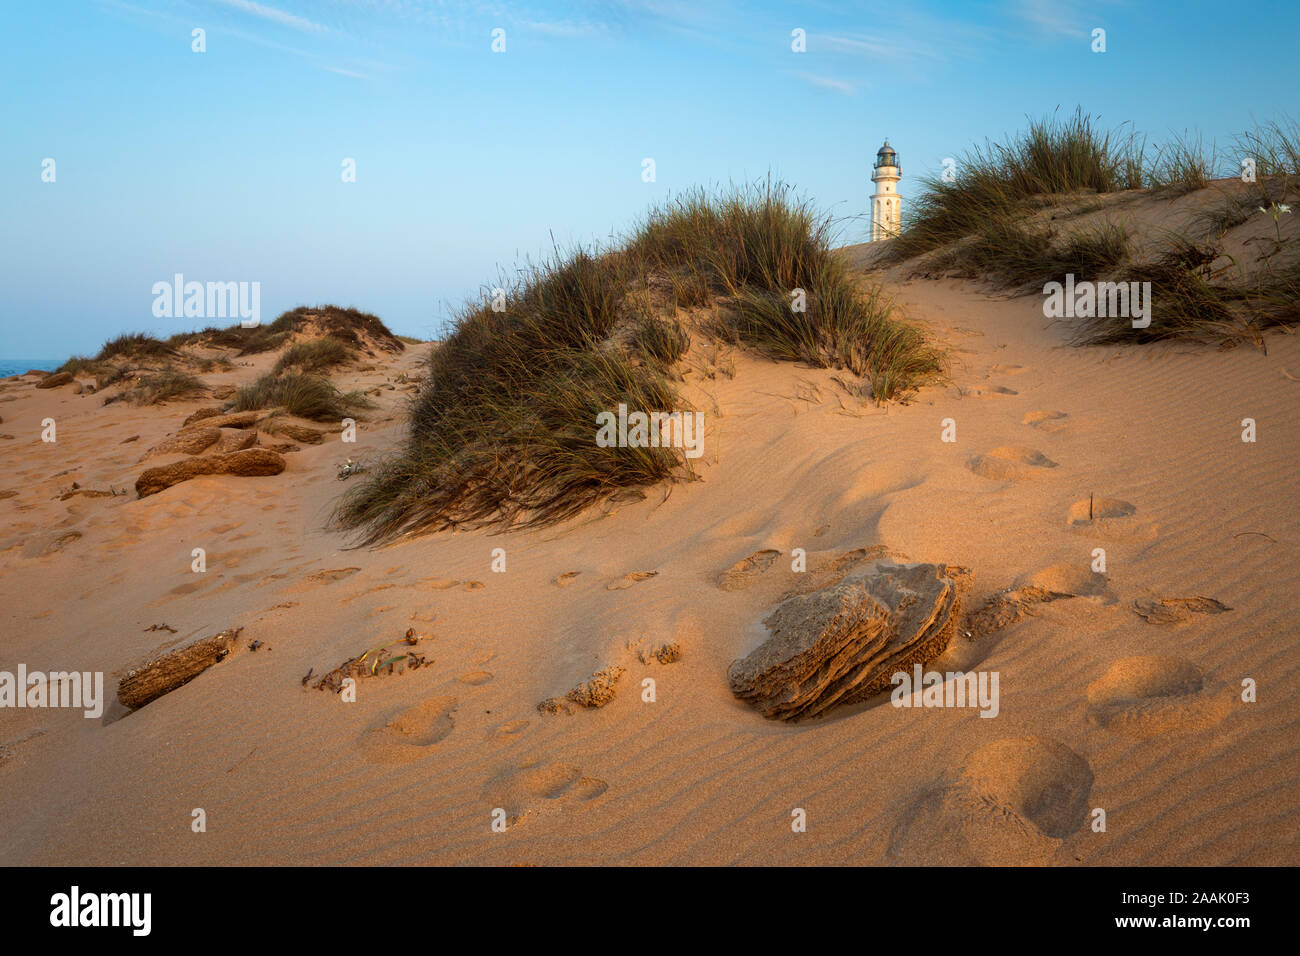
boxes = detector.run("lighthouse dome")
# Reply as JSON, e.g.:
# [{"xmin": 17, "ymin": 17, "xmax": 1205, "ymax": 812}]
[{"xmin": 874, "ymin": 140, "xmax": 899, "ymax": 170}]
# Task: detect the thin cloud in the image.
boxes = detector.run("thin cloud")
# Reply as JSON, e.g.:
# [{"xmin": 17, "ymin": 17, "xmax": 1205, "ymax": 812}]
[
  {"xmin": 792, "ymin": 71, "xmax": 856, "ymax": 95},
  {"xmin": 513, "ymin": 17, "xmax": 608, "ymax": 38},
  {"xmin": 816, "ymin": 31, "xmax": 943, "ymax": 63},
  {"xmin": 213, "ymin": 0, "xmax": 330, "ymax": 34},
  {"xmin": 1012, "ymin": 0, "xmax": 1088, "ymax": 38}
]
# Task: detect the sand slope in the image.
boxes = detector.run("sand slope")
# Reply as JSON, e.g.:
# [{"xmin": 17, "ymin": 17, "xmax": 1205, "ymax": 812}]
[{"xmin": 1, "ymin": 274, "xmax": 1297, "ymax": 866}]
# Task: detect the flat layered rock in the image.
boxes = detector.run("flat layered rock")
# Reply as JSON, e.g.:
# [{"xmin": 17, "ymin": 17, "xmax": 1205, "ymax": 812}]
[
  {"xmin": 209, "ymin": 427, "xmax": 258, "ymax": 454},
  {"xmin": 264, "ymin": 420, "xmax": 326, "ymax": 444},
  {"xmin": 35, "ymin": 371, "xmax": 74, "ymax": 389},
  {"xmin": 181, "ymin": 406, "xmax": 226, "ymax": 427},
  {"xmin": 135, "ymin": 448, "xmax": 286, "ymax": 498},
  {"xmin": 729, "ymin": 561, "xmax": 966, "ymax": 721},
  {"xmin": 142, "ymin": 427, "xmax": 222, "ymax": 459},
  {"xmin": 180, "ymin": 410, "xmax": 261, "ymax": 431}
]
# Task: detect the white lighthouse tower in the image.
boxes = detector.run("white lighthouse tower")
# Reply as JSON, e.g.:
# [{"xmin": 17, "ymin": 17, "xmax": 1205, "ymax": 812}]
[{"xmin": 871, "ymin": 139, "xmax": 901, "ymax": 241}]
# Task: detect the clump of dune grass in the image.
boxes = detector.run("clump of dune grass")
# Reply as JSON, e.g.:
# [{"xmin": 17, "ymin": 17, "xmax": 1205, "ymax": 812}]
[
  {"xmin": 103, "ymin": 368, "xmax": 208, "ymax": 406},
  {"xmin": 333, "ymin": 185, "xmax": 944, "ymax": 544},
  {"xmin": 1146, "ymin": 133, "xmax": 1217, "ymax": 195},
  {"xmin": 232, "ymin": 371, "xmax": 372, "ymax": 421},
  {"xmin": 333, "ymin": 249, "xmax": 686, "ymax": 542},
  {"xmin": 273, "ymin": 337, "xmax": 355, "ymax": 374},
  {"xmin": 632, "ymin": 313, "xmax": 691, "ymax": 368},
  {"xmin": 1236, "ymin": 116, "xmax": 1300, "ymax": 181},
  {"xmin": 630, "ymin": 181, "xmax": 942, "ymax": 395},
  {"xmin": 1071, "ymin": 236, "xmax": 1241, "ymax": 345},
  {"xmin": 183, "ymin": 306, "xmax": 400, "ymax": 357},
  {"xmin": 920, "ymin": 212, "xmax": 1130, "ymax": 292},
  {"xmin": 886, "ymin": 108, "xmax": 1138, "ymax": 263},
  {"xmin": 59, "ymin": 332, "xmax": 178, "ymax": 375}
]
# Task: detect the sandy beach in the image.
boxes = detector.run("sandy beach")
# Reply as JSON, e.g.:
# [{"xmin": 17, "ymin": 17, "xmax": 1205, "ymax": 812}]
[{"xmin": 3, "ymin": 175, "xmax": 1296, "ymax": 866}]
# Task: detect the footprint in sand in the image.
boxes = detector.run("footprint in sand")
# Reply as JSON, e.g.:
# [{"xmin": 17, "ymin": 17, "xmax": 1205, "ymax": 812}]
[
  {"xmin": 716, "ymin": 549, "xmax": 781, "ymax": 592},
  {"xmin": 606, "ymin": 571, "xmax": 658, "ymax": 591},
  {"xmin": 966, "ymin": 446, "xmax": 1058, "ymax": 481},
  {"xmin": 1133, "ymin": 596, "xmax": 1231, "ymax": 625},
  {"xmin": 306, "ymin": 567, "xmax": 361, "ymax": 584},
  {"xmin": 1021, "ymin": 563, "xmax": 1112, "ymax": 600},
  {"xmin": 481, "ymin": 761, "xmax": 608, "ymax": 828},
  {"xmin": 1023, "ymin": 410, "xmax": 1070, "ymax": 432},
  {"xmin": 887, "ymin": 736, "xmax": 1094, "ymax": 866},
  {"xmin": 1066, "ymin": 497, "xmax": 1156, "ymax": 541},
  {"xmin": 492, "ymin": 719, "xmax": 531, "ymax": 738},
  {"xmin": 361, "ymin": 696, "xmax": 457, "ymax": 765},
  {"xmin": 1086, "ymin": 656, "xmax": 1233, "ymax": 737},
  {"xmin": 554, "ymin": 571, "xmax": 582, "ymax": 587},
  {"xmin": 423, "ymin": 577, "xmax": 485, "ymax": 592},
  {"xmin": 959, "ymin": 384, "xmax": 1018, "ymax": 398},
  {"xmin": 458, "ymin": 670, "xmax": 494, "ymax": 686}
]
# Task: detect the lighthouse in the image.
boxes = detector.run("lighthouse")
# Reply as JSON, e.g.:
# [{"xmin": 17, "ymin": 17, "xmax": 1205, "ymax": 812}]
[{"xmin": 871, "ymin": 140, "xmax": 901, "ymax": 241}]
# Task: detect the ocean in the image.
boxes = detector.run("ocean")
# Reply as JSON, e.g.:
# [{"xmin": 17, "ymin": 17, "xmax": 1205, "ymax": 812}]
[{"xmin": 0, "ymin": 359, "xmax": 62, "ymax": 378}]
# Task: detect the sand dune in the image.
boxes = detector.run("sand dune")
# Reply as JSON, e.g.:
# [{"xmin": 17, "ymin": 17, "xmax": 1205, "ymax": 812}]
[{"xmin": 2, "ymin": 217, "xmax": 1297, "ymax": 866}]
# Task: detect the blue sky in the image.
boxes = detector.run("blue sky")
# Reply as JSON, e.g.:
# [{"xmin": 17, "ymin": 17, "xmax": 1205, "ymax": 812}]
[{"xmin": 2, "ymin": 0, "xmax": 1298, "ymax": 358}]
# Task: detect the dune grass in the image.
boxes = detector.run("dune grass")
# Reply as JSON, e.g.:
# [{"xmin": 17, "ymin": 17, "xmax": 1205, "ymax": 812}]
[
  {"xmin": 232, "ymin": 371, "xmax": 372, "ymax": 421},
  {"xmin": 59, "ymin": 332, "xmax": 177, "ymax": 375},
  {"xmin": 884, "ymin": 110, "xmax": 1298, "ymax": 346},
  {"xmin": 632, "ymin": 312, "xmax": 691, "ymax": 369},
  {"xmin": 630, "ymin": 182, "xmax": 943, "ymax": 393},
  {"xmin": 128, "ymin": 368, "xmax": 208, "ymax": 405},
  {"xmin": 332, "ymin": 183, "xmax": 944, "ymax": 544},
  {"xmin": 272, "ymin": 337, "xmax": 355, "ymax": 374}
]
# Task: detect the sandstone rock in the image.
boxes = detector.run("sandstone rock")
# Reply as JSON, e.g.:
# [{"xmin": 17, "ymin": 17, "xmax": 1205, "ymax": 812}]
[
  {"xmin": 211, "ymin": 385, "xmax": 237, "ymax": 400},
  {"xmin": 135, "ymin": 448, "xmax": 286, "ymax": 498},
  {"xmin": 729, "ymin": 561, "xmax": 967, "ymax": 721},
  {"xmin": 208, "ymin": 428, "xmax": 258, "ymax": 455},
  {"xmin": 182, "ymin": 406, "xmax": 226, "ymax": 427},
  {"xmin": 142, "ymin": 427, "xmax": 222, "ymax": 459},
  {"xmin": 264, "ymin": 421, "xmax": 326, "ymax": 444},
  {"xmin": 35, "ymin": 371, "xmax": 74, "ymax": 389},
  {"xmin": 180, "ymin": 410, "xmax": 261, "ymax": 430},
  {"xmin": 566, "ymin": 665, "xmax": 625, "ymax": 708},
  {"xmin": 24, "ymin": 369, "xmax": 50, "ymax": 378}
]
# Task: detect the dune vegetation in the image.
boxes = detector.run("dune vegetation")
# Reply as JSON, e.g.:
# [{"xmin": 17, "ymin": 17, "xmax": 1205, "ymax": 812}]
[
  {"xmin": 883, "ymin": 109, "xmax": 1299, "ymax": 346},
  {"xmin": 332, "ymin": 182, "xmax": 944, "ymax": 544}
]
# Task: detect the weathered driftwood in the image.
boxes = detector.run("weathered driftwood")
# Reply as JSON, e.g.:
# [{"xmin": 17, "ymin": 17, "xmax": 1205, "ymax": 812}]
[
  {"xmin": 729, "ymin": 561, "xmax": 967, "ymax": 721},
  {"xmin": 118, "ymin": 627, "xmax": 243, "ymax": 710}
]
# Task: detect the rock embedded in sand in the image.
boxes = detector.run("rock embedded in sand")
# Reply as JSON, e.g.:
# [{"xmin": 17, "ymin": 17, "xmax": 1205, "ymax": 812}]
[
  {"xmin": 181, "ymin": 407, "xmax": 226, "ymax": 427},
  {"xmin": 209, "ymin": 428, "xmax": 258, "ymax": 455},
  {"xmin": 142, "ymin": 427, "xmax": 222, "ymax": 459},
  {"xmin": 118, "ymin": 627, "xmax": 243, "ymax": 710},
  {"xmin": 729, "ymin": 560, "xmax": 967, "ymax": 721},
  {"xmin": 180, "ymin": 410, "xmax": 261, "ymax": 431},
  {"xmin": 35, "ymin": 371, "xmax": 74, "ymax": 389},
  {"xmin": 135, "ymin": 448, "xmax": 286, "ymax": 498},
  {"xmin": 565, "ymin": 665, "xmax": 626, "ymax": 708},
  {"xmin": 264, "ymin": 421, "xmax": 326, "ymax": 444}
]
